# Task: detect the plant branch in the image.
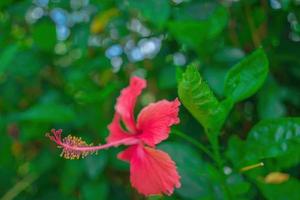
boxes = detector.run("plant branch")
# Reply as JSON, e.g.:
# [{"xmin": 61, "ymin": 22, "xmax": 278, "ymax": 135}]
[
  {"xmin": 244, "ymin": 2, "xmax": 261, "ymax": 48},
  {"xmin": 1, "ymin": 173, "xmax": 39, "ymax": 200},
  {"xmin": 208, "ymin": 131, "xmax": 232, "ymax": 200}
]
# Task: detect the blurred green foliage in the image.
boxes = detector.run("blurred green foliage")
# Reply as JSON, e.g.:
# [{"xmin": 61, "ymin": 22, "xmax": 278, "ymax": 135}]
[{"xmin": 0, "ymin": 0, "xmax": 300, "ymax": 199}]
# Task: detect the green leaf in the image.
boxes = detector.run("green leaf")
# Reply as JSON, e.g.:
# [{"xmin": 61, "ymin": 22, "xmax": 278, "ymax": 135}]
[
  {"xmin": 175, "ymin": 66, "xmax": 183, "ymax": 83},
  {"xmin": 178, "ymin": 65, "xmax": 232, "ymax": 133},
  {"xmin": 159, "ymin": 142, "xmax": 224, "ymax": 199},
  {"xmin": 224, "ymin": 48, "xmax": 269, "ymax": 103},
  {"xmin": 0, "ymin": 132, "xmax": 13, "ymax": 168},
  {"xmin": 226, "ymin": 173, "xmax": 251, "ymax": 198},
  {"xmin": 73, "ymin": 24, "xmax": 89, "ymax": 50},
  {"xmin": 0, "ymin": 0, "xmax": 12, "ymax": 8},
  {"xmin": 173, "ymin": 2, "xmax": 219, "ymax": 21},
  {"xmin": 203, "ymin": 66, "xmax": 228, "ymax": 97},
  {"xmin": 9, "ymin": 50, "xmax": 43, "ymax": 77},
  {"xmin": 32, "ymin": 19, "xmax": 56, "ymax": 52},
  {"xmin": 227, "ymin": 118, "xmax": 300, "ymax": 170},
  {"xmin": 29, "ymin": 149, "xmax": 57, "ymax": 174},
  {"xmin": 17, "ymin": 122, "xmax": 49, "ymax": 142},
  {"xmin": 168, "ymin": 5, "xmax": 228, "ymax": 52},
  {"xmin": 84, "ymin": 153, "xmax": 108, "ymax": 180},
  {"xmin": 0, "ymin": 44, "xmax": 19, "ymax": 75},
  {"xmin": 214, "ymin": 47, "xmax": 245, "ymax": 64},
  {"xmin": 225, "ymin": 135, "xmax": 247, "ymax": 168},
  {"xmin": 60, "ymin": 161, "xmax": 84, "ymax": 194},
  {"xmin": 161, "ymin": 142, "xmax": 250, "ymax": 199},
  {"xmin": 19, "ymin": 103, "xmax": 76, "ymax": 123},
  {"xmin": 258, "ymin": 178, "xmax": 300, "ymax": 200},
  {"xmin": 128, "ymin": 0, "xmax": 170, "ymax": 27},
  {"xmin": 81, "ymin": 181, "xmax": 108, "ymax": 200},
  {"xmin": 258, "ymin": 77, "xmax": 286, "ymax": 119},
  {"xmin": 245, "ymin": 118, "xmax": 300, "ymax": 162},
  {"xmin": 158, "ymin": 65, "xmax": 177, "ymax": 89}
]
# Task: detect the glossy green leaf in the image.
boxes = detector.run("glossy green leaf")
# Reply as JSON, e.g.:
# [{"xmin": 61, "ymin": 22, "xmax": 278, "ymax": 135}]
[
  {"xmin": 128, "ymin": 0, "xmax": 170, "ymax": 27},
  {"xmin": 246, "ymin": 118, "xmax": 300, "ymax": 162},
  {"xmin": 272, "ymin": 148, "xmax": 300, "ymax": 169},
  {"xmin": 18, "ymin": 103, "xmax": 76, "ymax": 123},
  {"xmin": 161, "ymin": 142, "xmax": 250, "ymax": 199},
  {"xmin": 227, "ymin": 118, "xmax": 300, "ymax": 170},
  {"xmin": 224, "ymin": 48, "xmax": 269, "ymax": 103},
  {"xmin": 178, "ymin": 65, "xmax": 232, "ymax": 133},
  {"xmin": 159, "ymin": 142, "xmax": 223, "ymax": 199}
]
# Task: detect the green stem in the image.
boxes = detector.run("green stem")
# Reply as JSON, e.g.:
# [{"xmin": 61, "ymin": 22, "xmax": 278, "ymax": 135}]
[
  {"xmin": 173, "ymin": 129, "xmax": 233, "ymax": 199},
  {"xmin": 208, "ymin": 132, "xmax": 232, "ymax": 200},
  {"xmin": 244, "ymin": 1, "xmax": 260, "ymax": 48},
  {"xmin": 1, "ymin": 173, "xmax": 39, "ymax": 200},
  {"xmin": 210, "ymin": 134, "xmax": 223, "ymax": 167},
  {"xmin": 172, "ymin": 129, "xmax": 216, "ymax": 162}
]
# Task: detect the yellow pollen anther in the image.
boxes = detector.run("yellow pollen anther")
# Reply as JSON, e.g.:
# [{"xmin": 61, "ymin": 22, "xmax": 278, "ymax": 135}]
[
  {"xmin": 60, "ymin": 135, "xmax": 97, "ymax": 159},
  {"xmin": 264, "ymin": 172, "xmax": 290, "ymax": 184},
  {"xmin": 240, "ymin": 162, "xmax": 264, "ymax": 172}
]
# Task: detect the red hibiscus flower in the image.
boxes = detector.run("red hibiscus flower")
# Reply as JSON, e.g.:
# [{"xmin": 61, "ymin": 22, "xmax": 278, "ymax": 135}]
[{"xmin": 47, "ymin": 76, "xmax": 181, "ymax": 196}]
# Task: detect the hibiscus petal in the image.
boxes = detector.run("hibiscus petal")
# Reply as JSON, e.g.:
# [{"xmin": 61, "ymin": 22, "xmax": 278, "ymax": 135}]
[
  {"xmin": 117, "ymin": 145, "xmax": 136, "ymax": 162},
  {"xmin": 136, "ymin": 98, "xmax": 180, "ymax": 146},
  {"xmin": 127, "ymin": 145, "xmax": 181, "ymax": 196},
  {"xmin": 116, "ymin": 76, "xmax": 146, "ymax": 133},
  {"xmin": 107, "ymin": 114, "xmax": 132, "ymax": 143}
]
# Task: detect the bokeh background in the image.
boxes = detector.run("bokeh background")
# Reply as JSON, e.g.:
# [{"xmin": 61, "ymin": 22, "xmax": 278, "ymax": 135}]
[{"xmin": 1, "ymin": 0, "xmax": 300, "ymax": 199}]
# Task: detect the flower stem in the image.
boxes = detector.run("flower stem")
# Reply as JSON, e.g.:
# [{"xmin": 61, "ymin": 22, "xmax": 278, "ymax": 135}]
[
  {"xmin": 1, "ymin": 173, "xmax": 39, "ymax": 200},
  {"xmin": 208, "ymin": 132, "xmax": 232, "ymax": 200},
  {"xmin": 210, "ymin": 134, "xmax": 223, "ymax": 167}
]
